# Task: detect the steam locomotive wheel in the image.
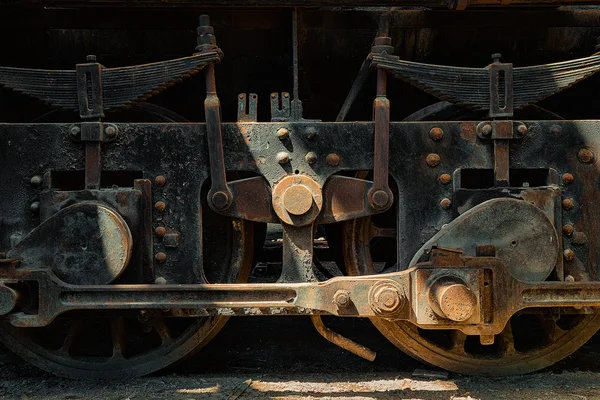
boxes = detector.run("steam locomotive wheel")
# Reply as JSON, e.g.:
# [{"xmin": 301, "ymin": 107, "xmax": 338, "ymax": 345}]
[
  {"xmin": 0, "ymin": 105, "xmax": 254, "ymax": 379},
  {"xmin": 340, "ymin": 102, "xmax": 600, "ymax": 375}
]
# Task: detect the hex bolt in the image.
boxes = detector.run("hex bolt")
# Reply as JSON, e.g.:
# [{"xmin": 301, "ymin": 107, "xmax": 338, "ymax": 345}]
[
  {"xmin": 30, "ymin": 201, "xmax": 40, "ymax": 213},
  {"xmin": 429, "ymin": 127, "xmax": 444, "ymax": 141},
  {"xmin": 563, "ymin": 249, "xmax": 575, "ymax": 261},
  {"xmin": 326, "ymin": 153, "xmax": 340, "ymax": 167},
  {"xmin": 155, "ymin": 252, "xmax": 167, "ymax": 264},
  {"xmin": 154, "ymin": 277, "xmax": 167, "ymax": 285},
  {"xmin": 305, "ymin": 152, "xmax": 317, "ymax": 165},
  {"xmin": 562, "ymin": 198, "xmax": 574, "ymax": 211},
  {"xmin": 333, "ymin": 290, "xmax": 351, "ymax": 308},
  {"xmin": 480, "ymin": 124, "xmax": 492, "ymax": 136},
  {"xmin": 86, "ymin": 54, "xmax": 97, "ymax": 62},
  {"xmin": 277, "ymin": 152, "xmax": 290, "ymax": 164},
  {"xmin": 578, "ymin": 148, "xmax": 594, "ymax": 164},
  {"xmin": 69, "ymin": 125, "xmax": 81, "ymax": 138},
  {"xmin": 154, "ymin": 175, "xmax": 166, "ymax": 186},
  {"xmin": 426, "ymin": 153, "xmax": 441, "ymax": 167},
  {"xmin": 517, "ymin": 124, "xmax": 528, "ymax": 136},
  {"xmin": 154, "ymin": 201, "xmax": 167, "ymax": 213},
  {"xmin": 104, "ymin": 125, "xmax": 118, "ymax": 139},
  {"xmin": 277, "ymin": 128, "xmax": 290, "ymax": 141},
  {"xmin": 440, "ymin": 198, "xmax": 452, "ymax": 209},
  {"xmin": 439, "ymin": 173, "xmax": 451, "ymax": 185},
  {"xmin": 155, "ymin": 226, "xmax": 167, "ymax": 238},
  {"xmin": 305, "ymin": 127, "xmax": 317, "ymax": 140},
  {"xmin": 562, "ymin": 224, "xmax": 575, "ymax": 236},
  {"xmin": 562, "ymin": 173, "xmax": 574, "ymax": 185},
  {"xmin": 30, "ymin": 175, "xmax": 42, "ymax": 187},
  {"xmin": 370, "ymin": 284, "xmax": 404, "ymax": 315},
  {"xmin": 565, "ymin": 275, "xmax": 575, "ymax": 283}
]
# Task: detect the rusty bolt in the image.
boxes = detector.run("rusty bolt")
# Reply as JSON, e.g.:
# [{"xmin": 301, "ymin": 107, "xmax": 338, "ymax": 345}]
[
  {"xmin": 211, "ymin": 191, "xmax": 230, "ymax": 210},
  {"xmin": 277, "ymin": 152, "xmax": 290, "ymax": 164},
  {"xmin": 333, "ymin": 290, "xmax": 351, "ymax": 308},
  {"xmin": 155, "ymin": 226, "xmax": 167, "ymax": 238},
  {"xmin": 371, "ymin": 284, "xmax": 404, "ymax": 315},
  {"xmin": 572, "ymin": 231, "xmax": 588, "ymax": 246},
  {"xmin": 578, "ymin": 148, "xmax": 594, "ymax": 164},
  {"xmin": 154, "ymin": 201, "xmax": 167, "ymax": 213},
  {"xmin": 277, "ymin": 128, "xmax": 289, "ymax": 140},
  {"xmin": 30, "ymin": 201, "xmax": 40, "ymax": 213},
  {"xmin": 440, "ymin": 198, "xmax": 452, "ymax": 209},
  {"xmin": 305, "ymin": 152, "xmax": 318, "ymax": 165},
  {"xmin": 426, "ymin": 153, "xmax": 441, "ymax": 167},
  {"xmin": 30, "ymin": 175, "xmax": 42, "ymax": 187},
  {"xmin": 562, "ymin": 224, "xmax": 574, "ymax": 236},
  {"xmin": 439, "ymin": 173, "xmax": 451, "ymax": 185},
  {"xmin": 480, "ymin": 124, "xmax": 492, "ymax": 136},
  {"xmin": 371, "ymin": 190, "xmax": 390, "ymax": 209},
  {"xmin": 69, "ymin": 125, "xmax": 81, "ymax": 138},
  {"xmin": 326, "ymin": 153, "xmax": 340, "ymax": 167},
  {"xmin": 517, "ymin": 124, "xmax": 528, "ymax": 136},
  {"xmin": 154, "ymin": 175, "xmax": 166, "ymax": 186},
  {"xmin": 562, "ymin": 173, "xmax": 574, "ymax": 185},
  {"xmin": 562, "ymin": 198, "xmax": 574, "ymax": 211},
  {"xmin": 154, "ymin": 277, "xmax": 167, "ymax": 285},
  {"xmin": 429, "ymin": 127, "xmax": 444, "ymax": 141},
  {"xmin": 565, "ymin": 275, "xmax": 575, "ymax": 283},
  {"xmin": 104, "ymin": 125, "xmax": 117, "ymax": 138},
  {"xmin": 563, "ymin": 249, "xmax": 575, "ymax": 261},
  {"xmin": 155, "ymin": 252, "xmax": 167, "ymax": 263},
  {"xmin": 306, "ymin": 127, "xmax": 317, "ymax": 140}
]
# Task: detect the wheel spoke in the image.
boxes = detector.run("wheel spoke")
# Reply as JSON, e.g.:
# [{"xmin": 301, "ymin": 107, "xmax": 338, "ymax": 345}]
[
  {"xmin": 152, "ymin": 319, "xmax": 173, "ymax": 345},
  {"xmin": 499, "ymin": 321, "xmax": 517, "ymax": 355},
  {"xmin": 59, "ymin": 319, "xmax": 83, "ymax": 355},
  {"xmin": 449, "ymin": 330, "xmax": 468, "ymax": 355},
  {"xmin": 370, "ymin": 224, "xmax": 396, "ymax": 239},
  {"xmin": 110, "ymin": 318, "xmax": 127, "ymax": 360}
]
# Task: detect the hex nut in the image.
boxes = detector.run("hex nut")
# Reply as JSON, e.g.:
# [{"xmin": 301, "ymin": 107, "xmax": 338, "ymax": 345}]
[
  {"xmin": 333, "ymin": 290, "xmax": 351, "ymax": 308},
  {"xmin": 277, "ymin": 152, "xmax": 290, "ymax": 164}
]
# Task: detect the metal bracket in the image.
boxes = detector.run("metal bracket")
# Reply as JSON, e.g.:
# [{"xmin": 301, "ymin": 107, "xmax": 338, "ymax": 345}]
[
  {"xmin": 270, "ymin": 92, "xmax": 291, "ymax": 122},
  {"xmin": 488, "ymin": 54, "xmax": 514, "ymax": 118},
  {"xmin": 237, "ymin": 93, "xmax": 258, "ymax": 122},
  {"xmin": 76, "ymin": 57, "xmax": 104, "ymax": 120}
]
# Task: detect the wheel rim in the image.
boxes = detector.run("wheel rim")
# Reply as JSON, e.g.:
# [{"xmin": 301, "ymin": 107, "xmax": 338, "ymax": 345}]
[
  {"xmin": 339, "ymin": 102, "xmax": 600, "ymax": 375},
  {"xmin": 0, "ymin": 104, "xmax": 254, "ymax": 378}
]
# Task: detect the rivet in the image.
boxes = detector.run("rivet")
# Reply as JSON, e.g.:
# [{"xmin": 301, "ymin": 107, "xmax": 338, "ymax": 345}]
[
  {"xmin": 565, "ymin": 275, "xmax": 575, "ymax": 283},
  {"xmin": 439, "ymin": 173, "xmax": 451, "ymax": 184},
  {"xmin": 104, "ymin": 125, "xmax": 117, "ymax": 138},
  {"xmin": 155, "ymin": 226, "xmax": 167, "ymax": 238},
  {"xmin": 426, "ymin": 153, "xmax": 441, "ymax": 167},
  {"xmin": 154, "ymin": 175, "xmax": 166, "ymax": 186},
  {"xmin": 306, "ymin": 127, "xmax": 317, "ymax": 140},
  {"xmin": 277, "ymin": 152, "xmax": 290, "ymax": 164},
  {"xmin": 154, "ymin": 201, "xmax": 167, "ymax": 213},
  {"xmin": 563, "ymin": 249, "xmax": 575, "ymax": 261},
  {"xmin": 326, "ymin": 153, "xmax": 340, "ymax": 167},
  {"xmin": 305, "ymin": 152, "xmax": 317, "ymax": 165},
  {"xmin": 277, "ymin": 128, "xmax": 289, "ymax": 140},
  {"xmin": 481, "ymin": 124, "xmax": 492, "ymax": 136},
  {"xmin": 562, "ymin": 173, "xmax": 574, "ymax": 185},
  {"xmin": 69, "ymin": 125, "xmax": 81, "ymax": 138},
  {"xmin": 155, "ymin": 252, "xmax": 167, "ymax": 263},
  {"xmin": 578, "ymin": 148, "xmax": 594, "ymax": 164},
  {"xmin": 562, "ymin": 224, "xmax": 574, "ymax": 236},
  {"xmin": 429, "ymin": 127, "xmax": 444, "ymax": 141},
  {"xmin": 30, "ymin": 201, "xmax": 40, "ymax": 213},
  {"xmin": 30, "ymin": 175, "xmax": 42, "ymax": 186},
  {"xmin": 440, "ymin": 198, "xmax": 452, "ymax": 209},
  {"xmin": 517, "ymin": 124, "xmax": 528, "ymax": 136},
  {"xmin": 562, "ymin": 199, "xmax": 574, "ymax": 211},
  {"xmin": 572, "ymin": 231, "xmax": 588, "ymax": 246},
  {"xmin": 154, "ymin": 277, "xmax": 167, "ymax": 285}
]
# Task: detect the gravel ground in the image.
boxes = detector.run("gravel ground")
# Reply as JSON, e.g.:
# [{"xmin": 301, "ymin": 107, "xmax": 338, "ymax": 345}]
[{"xmin": 1, "ymin": 317, "xmax": 600, "ymax": 399}]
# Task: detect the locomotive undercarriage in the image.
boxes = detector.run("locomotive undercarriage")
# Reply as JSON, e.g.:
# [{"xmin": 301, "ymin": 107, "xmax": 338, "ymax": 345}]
[{"xmin": 3, "ymin": 6, "xmax": 600, "ymax": 378}]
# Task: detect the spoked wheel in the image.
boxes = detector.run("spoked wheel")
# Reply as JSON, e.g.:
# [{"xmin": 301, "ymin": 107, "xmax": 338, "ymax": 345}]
[
  {"xmin": 339, "ymin": 102, "xmax": 600, "ymax": 375},
  {"xmin": 0, "ymin": 104, "xmax": 254, "ymax": 379}
]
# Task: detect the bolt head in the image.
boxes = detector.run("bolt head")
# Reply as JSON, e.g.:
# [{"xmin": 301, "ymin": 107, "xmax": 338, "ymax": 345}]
[
  {"xmin": 429, "ymin": 127, "xmax": 444, "ymax": 141},
  {"xmin": 565, "ymin": 275, "xmax": 575, "ymax": 283},
  {"xmin": 562, "ymin": 173, "xmax": 574, "ymax": 185},
  {"xmin": 562, "ymin": 224, "xmax": 575, "ymax": 236},
  {"xmin": 154, "ymin": 201, "xmax": 167, "ymax": 213},
  {"xmin": 30, "ymin": 175, "xmax": 42, "ymax": 186},
  {"xmin": 155, "ymin": 252, "xmax": 167, "ymax": 264},
  {"xmin": 326, "ymin": 153, "xmax": 340, "ymax": 167},
  {"xmin": 277, "ymin": 128, "xmax": 289, "ymax": 140},
  {"xmin": 517, "ymin": 124, "xmax": 528, "ymax": 136},
  {"xmin": 306, "ymin": 127, "xmax": 317, "ymax": 140},
  {"xmin": 305, "ymin": 152, "xmax": 317, "ymax": 165},
  {"xmin": 211, "ymin": 191, "xmax": 230, "ymax": 210},
  {"xmin": 154, "ymin": 175, "xmax": 166, "ymax": 186},
  {"xmin": 426, "ymin": 153, "xmax": 441, "ymax": 167},
  {"xmin": 104, "ymin": 125, "xmax": 117, "ymax": 138},
  {"xmin": 562, "ymin": 199, "xmax": 574, "ymax": 211},
  {"xmin": 333, "ymin": 290, "xmax": 351, "ymax": 308},
  {"xmin": 481, "ymin": 124, "xmax": 492, "ymax": 136},
  {"xmin": 439, "ymin": 174, "xmax": 451, "ymax": 185},
  {"xmin": 440, "ymin": 198, "xmax": 452, "ymax": 209},
  {"xmin": 69, "ymin": 125, "xmax": 81, "ymax": 137},
  {"xmin": 155, "ymin": 226, "xmax": 167, "ymax": 238},
  {"xmin": 154, "ymin": 277, "xmax": 167, "ymax": 285},
  {"xmin": 578, "ymin": 148, "xmax": 594, "ymax": 164},
  {"xmin": 30, "ymin": 201, "xmax": 40, "ymax": 213},
  {"xmin": 563, "ymin": 249, "xmax": 575, "ymax": 261},
  {"xmin": 277, "ymin": 152, "xmax": 290, "ymax": 164},
  {"xmin": 371, "ymin": 284, "xmax": 404, "ymax": 315}
]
